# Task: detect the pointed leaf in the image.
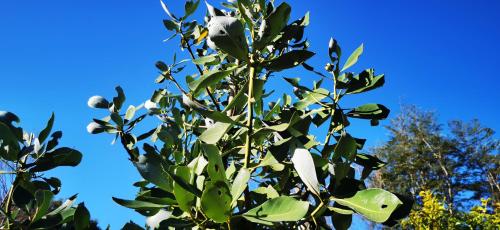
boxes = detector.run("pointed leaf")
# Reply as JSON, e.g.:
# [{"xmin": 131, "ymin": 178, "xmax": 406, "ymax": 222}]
[
  {"xmin": 74, "ymin": 203, "xmax": 90, "ymax": 230},
  {"xmin": 230, "ymin": 168, "xmax": 251, "ymax": 205},
  {"xmin": 38, "ymin": 112, "xmax": 55, "ymax": 143},
  {"xmin": 341, "ymin": 43, "xmax": 363, "ymax": 72}
]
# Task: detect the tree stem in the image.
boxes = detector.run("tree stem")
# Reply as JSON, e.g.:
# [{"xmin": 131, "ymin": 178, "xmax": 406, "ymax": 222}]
[{"xmin": 244, "ymin": 64, "xmax": 255, "ymax": 168}]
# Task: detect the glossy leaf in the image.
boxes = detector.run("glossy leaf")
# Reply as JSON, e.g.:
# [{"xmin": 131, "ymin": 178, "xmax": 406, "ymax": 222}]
[
  {"xmin": 198, "ymin": 122, "xmax": 233, "ymax": 144},
  {"xmin": 291, "ymin": 148, "xmax": 320, "ymax": 196},
  {"xmin": 243, "ymin": 196, "xmax": 309, "ymax": 225},
  {"xmin": 207, "ymin": 16, "xmax": 248, "ymax": 60},
  {"xmin": 331, "ymin": 188, "xmax": 402, "ymax": 223}
]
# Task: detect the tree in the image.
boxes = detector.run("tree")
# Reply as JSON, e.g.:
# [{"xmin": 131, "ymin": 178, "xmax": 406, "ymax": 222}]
[
  {"xmin": 0, "ymin": 111, "xmax": 96, "ymax": 229},
  {"xmin": 401, "ymin": 190, "xmax": 500, "ymax": 229},
  {"xmin": 87, "ymin": 0, "xmax": 411, "ymax": 229},
  {"xmin": 371, "ymin": 105, "xmax": 500, "ymax": 212}
]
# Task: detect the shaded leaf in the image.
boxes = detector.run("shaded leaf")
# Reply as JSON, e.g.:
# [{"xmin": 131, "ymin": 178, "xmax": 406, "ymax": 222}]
[
  {"xmin": 265, "ymin": 50, "xmax": 315, "ymax": 71},
  {"xmin": 347, "ymin": 104, "xmax": 390, "ymax": 120},
  {"xmin": 74, "ymin": 202, "xmax": 90, "ymax": 230},
  {"xmin": 38, "ymin": 112, "xmax": 54, "ymax": 143},
  {"xmin": 201, "ymin": 181, "xmax": 232, "ymax": 223},
  {"xmin": 31, "ymin": 147, "xmax": 82, "ymax": 172}
]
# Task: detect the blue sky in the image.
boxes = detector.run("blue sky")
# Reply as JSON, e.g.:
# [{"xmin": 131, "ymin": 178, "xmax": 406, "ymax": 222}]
[{"xmin": 1, "ymin": 0, "xmax": 500, "ymax": 228}]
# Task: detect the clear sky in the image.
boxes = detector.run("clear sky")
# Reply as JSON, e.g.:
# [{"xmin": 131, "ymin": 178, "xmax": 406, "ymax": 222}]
[{"xmin": 1, "ymin": 0, "xmax": 499, "ymax": 228}]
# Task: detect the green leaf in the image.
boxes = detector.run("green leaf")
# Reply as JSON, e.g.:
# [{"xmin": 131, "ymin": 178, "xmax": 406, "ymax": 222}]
[
  {"xmin": 207, "ymin": 16, "xmax": 248, "ymax": 60},
  {"xmin": 87, "ymin": 95, "xmax": 109, "ymax": 109},
  {"xmin": 38, "ymin": 112, "xmax": 54, "ymax": 143},
  {"xmin": 341, "ymin": 43, "xmax": 363, "ymax": 72},
  {"xmin": 257, "ymin": 153, "xmax": 285, "ymax": 171},
  {"xmin": 330, "ymin": 188, "xmax": 402, "ymax": 223},
  {"xmin": 230, "ymin": 168, "xmax": 251, "ymax": 206},
  {"xmin": 33, "ymin": 190, "xmax": 54, "ymax": 222},
  {"xmin": 253, "ymin": 185, "xmax": 279, "ymax": 199},
  {"xmin": 196, "ymin": 109, "xmax": 235, "ymax": 124},
  {"xmin": 254, "ymin": 2, "xmax": 291, "ymax": 50},
  {"xmin": 242, "ymin": 196, "xmax": 309, "ymax": 225},
  {"xmin": 184, "ymin": 0, "xmax": 200, "ymax": 18},
  {"xmin": 173, "ymin": 166, "xmax": 196, "ymax": 212},
  {"xmin": 198, "ymin": 122, "xmax": 233, "ymax": 144},
  {"xmin": 163, "ymin": 19, "xmax": 179, "ymax": 31},
  {"xmin": 347, "ymin": 104, "xmax": 390, "ymax": 120},
  {"xmin": 332, "ymin": 212, "xmax": 352, "ymax": 230},
  {"xmin": 294, "ymin": 88, "xmax": 329, "ymax": 110},
  {"xmin": 201, "ymin": 181, "xmax": 232, "ymax": 223},
  {"xmin": 188, "ymin": 67, "xmax": 236, "ymax": 95},
  {"xmin": 30, "ymin": 147, "xmax": 82, "ymax": 172},
  {"xmin": 112, "ymin": 86, "xmax": 126, "ymax": 111},
  {"xmin": 187, "ymin": 155, "xmax": 208, "ymax": 176},
  {"xmin": 112, "ymin": 197, "xmax": 166, "ymax": 210},
  {"xmin": 74, "ymin": 203, "xmax": 90, "ymax": 230},
  {"xmin": 354, "ymin": 153, "xmax": 386, "ymax": 170},
  {"xmin": 0, "ymin": 121, "xmax": 20, "ymax": 161},
  {"xmin": 192, "ymin": 54, "xmax": 219, "ymax": 65},
  {"xmin": 125, "ymin": 105, "xmax": 136, "ymax": 121},
  {"xmin": 265, "ymin": 50, "xmax": 315, "ymax": 71},
  {"xmin": 202, "ymin": 144, "xmax": 227, "ymax": 183},
  {"xmin": 333, "ymin": 134, "xmax": 357, "ymax": 161},
  {"xmin": 133, "ymin": 153, "xmax": 172, "ymax": 192},
  {"xmin": 0, "ymin": 111, "xmax": 20, "ymax": 124},
  {"xmin": 291, "ymin": 148, "xmax": 320, "ymax": 196},
  {"xmin": 345, "ymin": 69, "xmax": 385, "ymax": 94}
]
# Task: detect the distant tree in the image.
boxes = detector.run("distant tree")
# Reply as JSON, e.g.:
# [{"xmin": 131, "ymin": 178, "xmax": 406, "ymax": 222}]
[
  {"xmin": 371, "ymin": 105, "xmax": 500, "ymax": 212},
  {"xmin": 401, "ymin": 190, "xmax": 500, "ymax": 229}
]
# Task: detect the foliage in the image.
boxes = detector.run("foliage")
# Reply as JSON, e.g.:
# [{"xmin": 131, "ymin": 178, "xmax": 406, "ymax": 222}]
[
  {"xmin": 87, "ymin": 0, "xmax": 410, "ymax": 229},
  {"xmin": 371, "ymin": 105, "xmax": 500, "ymax": 210},
  {"xmin": 0, "ymin": 111, "xmax": 96, "ymax": 229},
  {"xmin": 402, "ymin": 190, "xmax": 500, "ymax": 230}
]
